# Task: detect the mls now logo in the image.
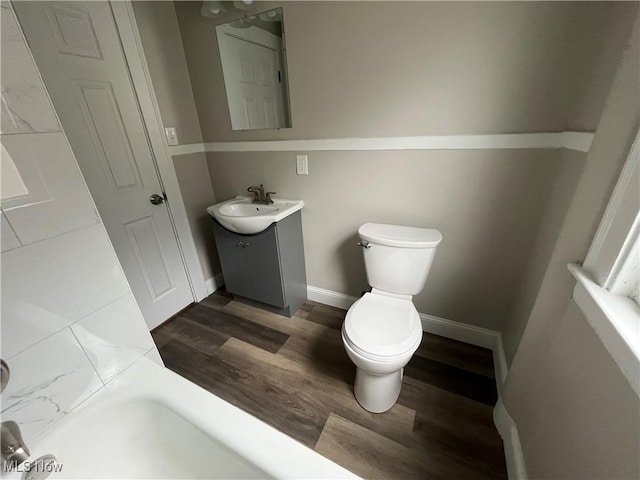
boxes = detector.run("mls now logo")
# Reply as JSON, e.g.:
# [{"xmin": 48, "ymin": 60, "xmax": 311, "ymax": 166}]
[{"xmin": 3, "ymin": 456, "xmax": 63, "ymax": 475}]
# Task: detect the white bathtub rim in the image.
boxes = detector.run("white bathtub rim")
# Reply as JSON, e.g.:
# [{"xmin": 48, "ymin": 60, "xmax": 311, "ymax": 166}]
[{"xmin": 13, "ymin": 358, "xmax": 358, "ymax": 480}]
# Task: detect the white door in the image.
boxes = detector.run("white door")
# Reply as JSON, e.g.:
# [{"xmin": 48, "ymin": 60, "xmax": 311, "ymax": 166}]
[
  {"xmin": 217, "ymin": 25, "xmax": 287, "ymax": 130},
  {"xmin": 13, "ymin": 1, "xmax": 193, "ymax": 329}
]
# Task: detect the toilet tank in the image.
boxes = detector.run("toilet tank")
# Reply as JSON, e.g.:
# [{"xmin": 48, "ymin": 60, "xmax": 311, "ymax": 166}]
[{"xmin": 358, "ymin": 223, "xmax": 442, "ymax": 296}]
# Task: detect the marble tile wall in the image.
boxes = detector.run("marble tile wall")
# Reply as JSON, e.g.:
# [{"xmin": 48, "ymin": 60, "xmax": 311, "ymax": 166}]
[{"xmin": 0, "ymin": 2, "xmax": 162, "ymax": 446}]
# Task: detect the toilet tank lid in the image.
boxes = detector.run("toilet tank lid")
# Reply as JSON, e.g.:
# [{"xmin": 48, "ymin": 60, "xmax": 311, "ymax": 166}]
[{"xmin": 358, "ymin": 223, "xmax": 442, "ymax": 248}]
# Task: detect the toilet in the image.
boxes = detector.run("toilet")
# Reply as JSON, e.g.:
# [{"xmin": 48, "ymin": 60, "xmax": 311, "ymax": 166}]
[{"xmin": 342, "ymin": 223, "xmax": 442, "ymax": 413}]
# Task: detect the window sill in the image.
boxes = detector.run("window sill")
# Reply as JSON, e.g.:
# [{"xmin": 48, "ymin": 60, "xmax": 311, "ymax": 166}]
[{"xmin": 568, "ymin": 263, "xmax": 640, "ymax": 396}]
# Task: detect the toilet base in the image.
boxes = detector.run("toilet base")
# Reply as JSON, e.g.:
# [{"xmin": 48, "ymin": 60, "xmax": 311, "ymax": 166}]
[{"xmin": 353, "ymin": 367, "xmax": 404, "ymax": 413}]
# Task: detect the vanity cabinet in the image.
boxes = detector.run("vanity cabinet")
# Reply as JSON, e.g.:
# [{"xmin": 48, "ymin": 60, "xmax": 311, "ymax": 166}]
[{"xmin": 211, "ymin": 211, "xmax": 307, "ymax": 317}]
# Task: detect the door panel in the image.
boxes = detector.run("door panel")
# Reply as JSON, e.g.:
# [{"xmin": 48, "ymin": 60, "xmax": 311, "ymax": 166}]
[
  {"xmin": 14, "ymin": 1, "xmax": 193, "ymax": 329},
  {"xmin": 73, "ymin": 81, "xmax": 144, "ymax": 192},
  {"xmin": 45, "ymin": 3, "xmax": 103, "ymax": 59},
  {"xmin": 124, "ymin": 216, "xmax": 176, "ymax": 300}
]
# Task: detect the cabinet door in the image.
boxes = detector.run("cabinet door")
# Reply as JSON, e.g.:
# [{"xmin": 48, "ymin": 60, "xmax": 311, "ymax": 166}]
[
  {"xmin": 246, "ymin": 225, "xmax": 286, "ymax": 308},
  {"xmin": 211, "ymin": 221, "xmax": 252, "ymax": 299}
]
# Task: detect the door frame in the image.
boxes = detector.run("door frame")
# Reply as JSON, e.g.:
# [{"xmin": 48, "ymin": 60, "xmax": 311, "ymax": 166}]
[{"xmin": 110, "ymin": 1, "xmax": 208, "ymax": 303}]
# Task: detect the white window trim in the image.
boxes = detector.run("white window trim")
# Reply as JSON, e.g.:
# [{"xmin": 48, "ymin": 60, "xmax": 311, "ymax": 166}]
[
  {"xmin": 568, "ymin": 265, "xmax": 639, "ymax": 395},
  {"xmin": 569, "ymin": 128, "xmax": 640, "ymax": 396}
]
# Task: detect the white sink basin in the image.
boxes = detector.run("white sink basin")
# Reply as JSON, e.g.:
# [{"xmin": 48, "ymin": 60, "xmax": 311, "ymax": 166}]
[{"xmin": 207, "ymin": 196, "xmax": 303, "ymax": 234}]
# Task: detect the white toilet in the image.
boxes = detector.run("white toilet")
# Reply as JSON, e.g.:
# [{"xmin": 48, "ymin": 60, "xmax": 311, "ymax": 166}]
[{"xmin": 342, "ymin": 223, "xmax": 442, "ymax": 413}]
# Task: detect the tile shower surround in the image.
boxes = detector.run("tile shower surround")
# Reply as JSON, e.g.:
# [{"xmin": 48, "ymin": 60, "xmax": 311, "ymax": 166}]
[{"xmin": 0, "ymin": 2, "xmax": 161, "ymax": 447}]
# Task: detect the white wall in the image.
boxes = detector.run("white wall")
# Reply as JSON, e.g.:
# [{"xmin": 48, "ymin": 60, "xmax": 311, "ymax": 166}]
[{"xmin": 0, "ymin": 2, "xmax": 161, "ymax": 446}]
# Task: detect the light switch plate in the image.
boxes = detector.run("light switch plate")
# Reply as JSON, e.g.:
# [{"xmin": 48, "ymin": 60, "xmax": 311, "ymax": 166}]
[
  {"xmin": 164, "ymin": 127, "xmax": 178, "ymax": 146},
  {"xmin": 296, "ymin": 155, "xmax": 308, "ymax": 175}
]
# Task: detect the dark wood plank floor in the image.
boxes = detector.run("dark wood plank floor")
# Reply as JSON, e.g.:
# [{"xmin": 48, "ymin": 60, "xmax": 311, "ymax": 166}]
[{"xmin": 152, "ymin": 292, "xmax": 507, "ymax": 479}]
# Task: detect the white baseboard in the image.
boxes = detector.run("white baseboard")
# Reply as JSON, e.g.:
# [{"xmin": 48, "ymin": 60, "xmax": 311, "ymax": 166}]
[
  {"xmin": 306, "ymin": 285, "xmax": 502, "ymax": 351},
  {"xmin": 492, "ymin": 334, "xmax": 509, "ymax": 394},
  {"xmin": 494, "ymin": 398, "xmax": 528, "ymax": 480},
  {"xmin": 205, "ymin": 273, "xmax": 225, "ymax": 295},
  {"xmin": 419, "ymin": 312, "xmax": 498, "ymax": 350},
  {"xmin": 306, "ymin": 285, "xmax": 358, "ymax": 310},
  {"xmin": 306, "ymin": 284, "xmax": 521, "ymax": 476}
]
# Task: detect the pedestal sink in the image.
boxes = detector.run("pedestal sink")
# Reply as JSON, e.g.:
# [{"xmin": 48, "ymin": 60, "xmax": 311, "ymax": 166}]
[{"xmin": 207, "ymin": 196, "xmax": 304, "ymax": 234}]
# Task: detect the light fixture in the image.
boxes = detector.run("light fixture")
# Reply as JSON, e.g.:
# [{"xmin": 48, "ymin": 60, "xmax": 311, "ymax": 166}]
[
  {"xmin": 200, "ymin": 1, "xmax": 226, "ymax": 17},
  {"xmin": 258, "ymin": 9, "xmax": 282, "ymax": 22},
  {"xmin": 232, "ymin": 1, "xmax": 254, "ymax": 11},
  {"xmin": 201, "ymin": 1, "xmax": 253, "ymax": 17}
]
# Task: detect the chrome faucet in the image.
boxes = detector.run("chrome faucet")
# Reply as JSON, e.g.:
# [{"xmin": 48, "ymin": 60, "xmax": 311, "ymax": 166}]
[
  {"xmin": 0, "ymin": 360, "xmax": 30, "ymax": 468},
  {"xmin": 1, "ymin": 421, "xmax": 30, "ymax": 466},
  {"xmin": 247, "ymin": 185, "xmax": 276, "ymax": 205}
]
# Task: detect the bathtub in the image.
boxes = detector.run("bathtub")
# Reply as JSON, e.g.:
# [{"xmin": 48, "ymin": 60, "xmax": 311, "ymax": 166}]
[{"xmin": 1, "ymin": 357, "xmax": 359, "ymax": 479}]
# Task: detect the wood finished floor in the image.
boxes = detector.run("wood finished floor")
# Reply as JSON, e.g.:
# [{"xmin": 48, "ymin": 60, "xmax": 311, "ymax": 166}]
[{"xmin": 152, "ymin": 292, "xmax": 507, "ymax": 479}]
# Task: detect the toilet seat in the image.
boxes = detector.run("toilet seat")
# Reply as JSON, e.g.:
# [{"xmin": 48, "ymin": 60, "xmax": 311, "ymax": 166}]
[{"xmin": 343, "ymin": 293, "xmax": 422, "ymax": 360}]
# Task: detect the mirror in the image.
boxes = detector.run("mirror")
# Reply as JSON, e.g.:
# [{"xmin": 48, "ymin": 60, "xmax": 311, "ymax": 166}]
[{"xmin": 215, "ymin": 8, "xmax": 292, "ymax": 131}]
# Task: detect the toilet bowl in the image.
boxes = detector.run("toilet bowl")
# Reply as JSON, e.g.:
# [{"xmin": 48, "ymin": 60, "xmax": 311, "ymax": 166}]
[
  {"xmin": 342, "ymin": 293, "xmax": 422, "ymax": 413},
  {"xmin": 342, "ymin": 223, "xmax": 442, "ymax": 413}
]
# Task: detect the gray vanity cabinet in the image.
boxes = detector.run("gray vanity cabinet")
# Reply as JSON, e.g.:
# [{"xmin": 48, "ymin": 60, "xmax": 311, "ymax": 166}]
[{"xmin": 211, "ymin": 211, "xmax": 307, "ymax": 317}]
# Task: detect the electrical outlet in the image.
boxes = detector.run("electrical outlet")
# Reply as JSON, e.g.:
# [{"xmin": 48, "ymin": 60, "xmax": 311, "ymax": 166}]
[
  {"xmin": 296, "ymin": 154, "xmax": 308, "ymax": 175},
  {"xmin": 164, "ymin": 127, "xmax": 179, "ymax": 146}
]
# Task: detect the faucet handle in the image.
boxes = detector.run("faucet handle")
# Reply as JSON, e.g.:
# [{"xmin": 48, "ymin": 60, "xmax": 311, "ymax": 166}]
[
  {"xmin": 265, "ymin": 192, "xmax": 276, "ymax": 204},
  {"xmin": 1, "ymin": 359, "xmax": 9, "ymax": 394},
  {"xmin": 247, "ymin": 185, "xmax": 261, "ymax": 202},
  {"xmin": 1, "ymin": 421, "xmax": 30, "ymax": 466}
]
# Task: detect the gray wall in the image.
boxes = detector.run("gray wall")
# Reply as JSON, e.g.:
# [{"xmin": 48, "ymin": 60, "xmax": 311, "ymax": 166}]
[
  {"xmin": 501, "ymin": 147, "xmax": 586, "ymax": 361},
  {"xmin": 132, "ymin": 3, "xmax": 640, "ymax": 474},
  {"xmin": 133, "ymin": 1, "xmax": 220, "ymax": 284},
  {"xmin": 207, "ymin": 148, "xmax": 581, "ymax": 332},
  {"xmin": 141, "ymin": 1, "xmax": 635, "ymax": 341},
  {"xmin": 173, "ymin": 152, "xmax": 221, "ymax": 281},
  {"xmin": 518, "ymin": 302, "xmax": 639, "ymax": 479},
  {"xmin": 175, "ymin": 1, "xmax": 636, "ymax": 141},
  {"xmin": 168, "ymin": 1, "xmax": 634, "ymax": 336},
  {"xmin": 502, "ymin": 18, "xmax": 640, "ymax": 363},
  {"xmin": 502, "ymin": 20, "xmax": 640, "ymax": 478},
  {"xmin": 132, "ymin": 1, "xmax": 203, "ymax": 144}
]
